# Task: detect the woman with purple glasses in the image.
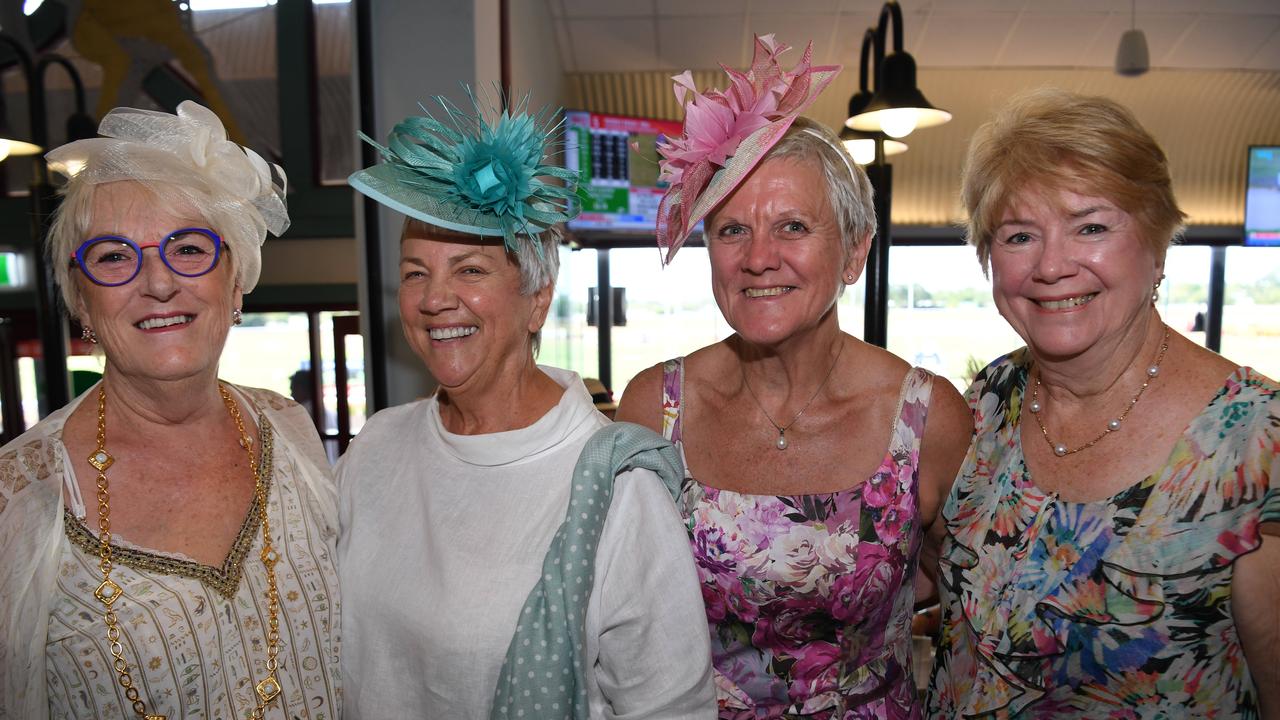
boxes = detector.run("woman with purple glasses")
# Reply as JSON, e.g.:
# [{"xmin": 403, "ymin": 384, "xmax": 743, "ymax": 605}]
[{"xmin": 0, "ymin": 102, "xmax": 340, "ymax": 719}]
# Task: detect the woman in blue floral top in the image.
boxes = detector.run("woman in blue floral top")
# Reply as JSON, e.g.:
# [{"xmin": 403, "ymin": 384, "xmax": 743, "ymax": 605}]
[{"xmin": 926, "ymin": 88, "xmax": 1279, "ymax": 718}]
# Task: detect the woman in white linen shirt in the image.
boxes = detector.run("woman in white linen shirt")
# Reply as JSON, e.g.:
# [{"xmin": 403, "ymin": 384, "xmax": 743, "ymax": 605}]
[{"xmin": 338, "ymin": 95, "xmax": 715, "ymax": 719}]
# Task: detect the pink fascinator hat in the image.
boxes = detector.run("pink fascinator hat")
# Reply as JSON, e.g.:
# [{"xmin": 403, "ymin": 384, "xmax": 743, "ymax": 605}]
[{"xmin": 655, "ymin": 34, "xmax": 840, "ymax": 263}]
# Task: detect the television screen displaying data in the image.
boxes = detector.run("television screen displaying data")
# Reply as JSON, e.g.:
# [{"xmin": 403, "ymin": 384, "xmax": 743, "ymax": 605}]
[
  {"xmin": 1245, "ymin": 146, "xmax": 1280, "ymax": 246},
  {"xmin": 564, "ymin": 110, "xmax": 684, "ymax": 235}
]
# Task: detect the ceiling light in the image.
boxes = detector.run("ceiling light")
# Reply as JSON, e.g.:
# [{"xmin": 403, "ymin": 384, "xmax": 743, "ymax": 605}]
[{"xmin": 1115, "ymin": 0, "xmax": 1149, "ymax": 77}]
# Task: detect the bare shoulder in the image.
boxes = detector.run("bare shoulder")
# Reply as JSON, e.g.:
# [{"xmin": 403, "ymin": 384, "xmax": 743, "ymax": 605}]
[
  {"xmin": 837, "ymin": 340, "xmax": 911, "ymax": 396},
  {"xmin": 923, "ymin": 375, "xmax": 971, "ymax": 459},
  {"xmin": 615, "ymin": 343, "xmax": 730, "ymax": 431},
  {"xmin": 614, "ymin": 362, "xmax": 669, "ymax": 431}
]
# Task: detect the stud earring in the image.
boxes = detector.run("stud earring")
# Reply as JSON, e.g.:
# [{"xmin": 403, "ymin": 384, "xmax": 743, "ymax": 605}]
[
  {"xmin": 844, "ymin": 273, "xmax": 855, "ymax": 283},
  {"xmin": 81, "ymin": 326, "xmax": 97, "ymax": 344},
  {"xmin": 232, "ymin": 308, "xmax": 243, "ymax": 326}
]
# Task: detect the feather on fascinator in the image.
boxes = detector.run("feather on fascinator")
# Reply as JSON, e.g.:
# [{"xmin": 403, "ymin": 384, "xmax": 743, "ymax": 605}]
[
  {"xmin": 349, "ymin": 92, "xmax": 580, "ymax": 254},
  {"xmin": 46, "ymin": 100, "xmax": 289, "ymax": 295},
  {"xmin": 656, "ymin": 35, "xmax": 840, "ymax": 263}
]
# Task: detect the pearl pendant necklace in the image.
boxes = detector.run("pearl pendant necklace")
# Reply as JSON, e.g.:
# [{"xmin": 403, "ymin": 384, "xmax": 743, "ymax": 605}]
[
  {"xmin": 1029, "ymin": 326, "xmax": 1170, "ymax": 457},
  {"xmin": 740, "ymin": 340, "xmax": 845, "ymax": 451}
]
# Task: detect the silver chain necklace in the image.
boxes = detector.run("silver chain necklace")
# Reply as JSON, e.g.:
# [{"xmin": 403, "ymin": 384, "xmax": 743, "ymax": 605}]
[{"xmin": 740, "ymin": 340, "xmax": 845, "ymax": 450}]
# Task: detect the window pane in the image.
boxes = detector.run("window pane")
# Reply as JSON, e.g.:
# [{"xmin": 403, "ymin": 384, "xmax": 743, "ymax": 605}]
[
  {"xmin": 540, "ymin": 245, "xmax": 598, "ymax": 380},
  {"xmin": 17, "ymin": 357, "xmax": 38, "ymax": 428},
  {"xmin": 342, "ymin": 328, "xmax": 367, "ymax": 433},
  {"xmin": 886, "ymin": 246, "xmax": 1021, "ymax": 392},
  {"xmin": 220, "ymin": 312, "xmax": 311, "ymax": 398},
  {"xmin": 317, "ymin": 310, "xmax": 361, "ymax": 436},
  {"xmin": 1159, "ymin": 245, "xmax": 1212, "ymax": 346},
  {"xmin": 609, "ymin": 247, "xmax": 728, "ymax": 397},
  {"xmin": 1221, "ymin": 247, "xmax": 1280, "ymax": 380}
]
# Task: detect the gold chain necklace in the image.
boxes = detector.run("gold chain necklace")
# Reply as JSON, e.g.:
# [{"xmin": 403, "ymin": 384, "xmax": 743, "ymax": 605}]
[
  {"xmin": 1028, "ymin": 325, "xmax": 1170, "ymax": 457},
  {"xmin": 88, "ymin": 383, "xmax": 283, "ymax": 720},
  {"xmin": 740, "ymin": 339, "xmax": 845, "ymax": 451}
]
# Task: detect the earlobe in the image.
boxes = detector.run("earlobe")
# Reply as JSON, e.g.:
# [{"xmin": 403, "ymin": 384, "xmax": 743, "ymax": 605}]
[
  {"xmin": 843, "ymin": 232, "xmax": 873, "ymax": 283},
  {"xmin": 527, "ymin": 283, "xmax": 554, "ymax": 333}
]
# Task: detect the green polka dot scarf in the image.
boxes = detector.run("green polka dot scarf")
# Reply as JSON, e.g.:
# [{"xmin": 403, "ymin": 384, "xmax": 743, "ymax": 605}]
[{"xmin": 491, "ymin": 422, "xmax": 684, "ymax": 720}]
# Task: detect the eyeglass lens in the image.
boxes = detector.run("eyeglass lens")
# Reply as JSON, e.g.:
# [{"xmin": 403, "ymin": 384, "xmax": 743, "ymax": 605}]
[{"xmin": 79, "ymin": 230, "xmax": 221, "ymax": 285}]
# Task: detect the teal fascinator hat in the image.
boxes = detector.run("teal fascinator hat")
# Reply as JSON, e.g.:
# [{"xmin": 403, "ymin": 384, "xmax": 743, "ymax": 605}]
[{"xmin": 349, "ymin": 91, "xmax": 580, "ymax": 253}]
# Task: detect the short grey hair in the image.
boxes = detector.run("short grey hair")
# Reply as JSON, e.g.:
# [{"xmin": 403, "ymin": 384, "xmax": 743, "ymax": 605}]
[{"xmin": 705, "ymin": 117, "xmax": 876, "ymax": 265}]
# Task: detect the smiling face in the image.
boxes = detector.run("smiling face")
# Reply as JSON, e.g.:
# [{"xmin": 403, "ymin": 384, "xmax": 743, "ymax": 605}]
[
  {"xmin": 73, "ymin": 181, "xmax": 240, "ymax": 384},
  {"xmin": 989, "ymin": 184, "xmax": 1163, "ymax": 361},
  {"xmin": 398, "ymin": 225, "xmax": 552, "ymax": 396},
  {"xmin": 705, "ymin": 156, "xmax": 867, "ymax": 347}
]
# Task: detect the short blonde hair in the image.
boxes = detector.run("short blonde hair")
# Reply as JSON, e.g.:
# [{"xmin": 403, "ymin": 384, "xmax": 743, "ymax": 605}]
[{"xmin": 962, "ymin": 87, "xmax": 1186, "ymax": 272}]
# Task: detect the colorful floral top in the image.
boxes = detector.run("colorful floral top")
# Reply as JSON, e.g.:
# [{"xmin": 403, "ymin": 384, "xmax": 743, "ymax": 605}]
[
  {"xmin": 927, "ymin": 350, "xmax": 1280, "ymax": 719},
  {"xmin": 662, "ymin": 358, "xmax": 935, "ymax": 719}
]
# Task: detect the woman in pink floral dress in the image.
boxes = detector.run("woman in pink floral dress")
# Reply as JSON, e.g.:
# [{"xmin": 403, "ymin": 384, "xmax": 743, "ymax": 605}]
[{"xmin": 615, "ymin": 36, "xmax": 970, "ymax": 719}]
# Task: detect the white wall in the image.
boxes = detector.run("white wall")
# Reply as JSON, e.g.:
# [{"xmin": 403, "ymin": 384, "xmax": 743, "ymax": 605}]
[
  {"xmin": 354, "ymin": 0, "xmax": 501, "ymax": 407},
  {"xmin": 509, "ymin": 0, "xmax": 566, "ymax": 108}
]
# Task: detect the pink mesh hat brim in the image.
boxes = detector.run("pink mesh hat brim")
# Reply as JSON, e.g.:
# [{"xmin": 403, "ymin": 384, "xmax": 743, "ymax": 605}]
[{"xmin": 655, "ymin": 36, "xmax": 840, "ymax": 264}]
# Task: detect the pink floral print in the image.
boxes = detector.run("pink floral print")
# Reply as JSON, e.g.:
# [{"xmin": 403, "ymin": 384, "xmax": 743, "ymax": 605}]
[{"xmin": 663, "ymin": 359, "xmax": 935, "ymax": 719}]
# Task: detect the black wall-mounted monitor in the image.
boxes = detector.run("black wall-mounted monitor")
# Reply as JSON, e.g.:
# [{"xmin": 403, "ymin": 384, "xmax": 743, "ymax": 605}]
[{"xmin": 1245, "ymin": 146, "xmax": 1280, "ymax": 247}]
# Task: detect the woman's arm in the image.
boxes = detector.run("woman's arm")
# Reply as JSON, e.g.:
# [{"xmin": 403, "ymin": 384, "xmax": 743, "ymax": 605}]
[
  {"xmin": 915, "ymin": 377, "xmax": 972, "ymax": 600},
  {"xmin": 587, "ymin": 467, "xmax": 715, "ymax": 719},
  {"xmin": 1234, "ymin": 525, "xmax": 1280, "ymax": 718}
]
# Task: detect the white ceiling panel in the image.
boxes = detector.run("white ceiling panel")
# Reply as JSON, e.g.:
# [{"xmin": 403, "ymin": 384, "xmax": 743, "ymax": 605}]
[
  {"xmin": 923, "ymin": 0, "xmax": 1032, "ymax": 13},
  {"xmin": 911, "ymin": 13, "xmax": 1011, "ymax": 66},
  {"xmin": 997, "ymin": 14, "xmax": 1112, "ymax": 67},
  {"xmin": 1086, "ymin": 13, "xmax": 1196, "ymax": 69},
  {"xmin": 656, "ymin": 16, "xmax": 744, "ymax": 71},
  {"xmin": 1139, "ymin": 0, "xmax": 1280, "ymax": 14},
  {"xmin": 553, "ymin": 0, "xmax": 1280, "ymax": 73},
  {"xmin": 566, "ymin": 18, "xmax": 658, "ymax": 73},
  {"xmin": 654, "ymin": 0, "xmax": 748, "ymax": 16},
  {"xmin": 561, "ymin": 0, "xmax": 654, "ymax": 18},
  {"xmin": 1244, "ymin": 27, "xmax": 1280, "ymax": 70},
  {"xmin": 1164, "ymin": 15, "xmax": 1280, "ymax": 69},
  {"xmin": 744, "ymin": 13, "xmax": 845, "ymax": 67}
]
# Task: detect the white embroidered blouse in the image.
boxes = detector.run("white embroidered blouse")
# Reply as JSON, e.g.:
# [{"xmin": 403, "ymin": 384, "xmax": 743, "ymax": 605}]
[{"xmin": 0, "ymin": 384, "xmax": 341, "ymax": 720}]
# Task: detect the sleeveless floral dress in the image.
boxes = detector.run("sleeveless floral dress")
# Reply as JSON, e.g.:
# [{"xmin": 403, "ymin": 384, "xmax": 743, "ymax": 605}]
[
  {"xmin": 927, "ymin": 350, "xmax": 1280, "ymax": 718},
  {"xmin": 662, "ymin": 358, "xmax": 934, "ymax": 719}
]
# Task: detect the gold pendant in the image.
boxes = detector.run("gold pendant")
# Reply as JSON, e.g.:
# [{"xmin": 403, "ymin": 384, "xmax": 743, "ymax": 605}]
[
  {"xmin": 255, "ymin": 673, "xmax": 282, "ymax": 704},
  {"xmin": 88, "ymin": 449, "xmax": 114, "ymax": 471},
  {"xmin": 94, "ymin": 578, "xmax": 122, "ymax": 606},
  {"xmin": 145, "ymin": 715, "xmax": 167, "ymax": 720}
]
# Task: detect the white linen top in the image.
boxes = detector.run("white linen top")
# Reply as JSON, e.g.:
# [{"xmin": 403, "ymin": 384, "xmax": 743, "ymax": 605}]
[
  {"xmin": 337, "ymin": 366, "xmax": 715, "ymax": 719},
  {"xmin": 0, "ymin": 384, "xmax": 340, "ymax": 720}
]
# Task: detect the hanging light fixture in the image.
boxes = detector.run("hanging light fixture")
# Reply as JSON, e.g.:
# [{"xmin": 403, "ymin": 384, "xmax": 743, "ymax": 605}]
[
  {"xmin": 847, "ymin": 1, "xmax": 950, "ymax": 139},
  {"xmin": 841, "ymin": 27, "xmax": 907, "ymax": 165},
  {"xmin": 1115, "ymin": 0, "xmax": 1149, "ymax": 77},
  {"xmin": 840, "ymin": 127, "xmax": 907, "ymax": 166}
]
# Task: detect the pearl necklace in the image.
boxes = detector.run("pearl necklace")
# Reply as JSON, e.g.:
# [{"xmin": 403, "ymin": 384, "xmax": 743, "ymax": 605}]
[
  {"xmin": 1028, "ymin": 326, "xmax": 1170, "ymax": 457},
  {"xmin": 740, "ymin": 340, "xmax": 844, "ymax": 450}
]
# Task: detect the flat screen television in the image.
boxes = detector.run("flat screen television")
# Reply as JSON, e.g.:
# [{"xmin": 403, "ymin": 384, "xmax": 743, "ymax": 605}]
[
  {"xmin": 563, "ymin": 110, "xmax": 689, "ymax": 236},
  {"xmin": 1245, "ymin": 145, "xmax": 1280, "ymax": 246}
]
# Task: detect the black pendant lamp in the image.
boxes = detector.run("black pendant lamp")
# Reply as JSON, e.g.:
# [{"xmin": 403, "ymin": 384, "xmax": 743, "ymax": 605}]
[{"xmin": 846, "ymin": 1, "xmax": 951, "ymax": 139}]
